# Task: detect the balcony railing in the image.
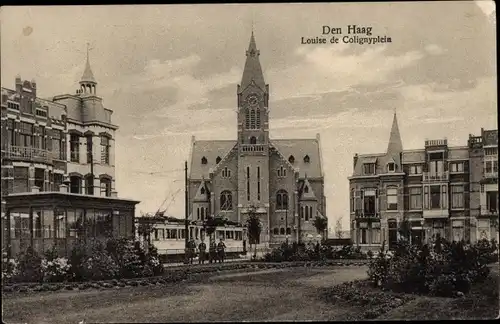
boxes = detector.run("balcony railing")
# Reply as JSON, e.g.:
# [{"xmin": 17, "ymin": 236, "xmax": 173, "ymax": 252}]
[
  {"xmin": 484, "ymin": 171, "xmax": 498, "ymax": 179},
  {"xmin": 423, "ymin": 171, "xmax": 449, "ymax": 182},
  {"xmin": 241, "ymin": 144, "xmax": 266, "ymax": 153},
  {"xmin": 354, "ymin": 210, "xmax": 380, "ymax": 219},
  {"xmin": 425, "ymin": 139, "xmax": 448, "ymax": 147},
  {"xmin": 479, "ymin": 209, "xmax": 499, "ymax": 217},
  {"xmin": 2, "ymin": 145, "xmax": 53, "ymax": 164}
]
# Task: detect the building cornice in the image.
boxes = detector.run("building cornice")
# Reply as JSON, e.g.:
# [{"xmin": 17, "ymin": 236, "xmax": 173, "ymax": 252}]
[{"xmin": 67, "ymin": 118, "xmax": 118, "ymax": 130}]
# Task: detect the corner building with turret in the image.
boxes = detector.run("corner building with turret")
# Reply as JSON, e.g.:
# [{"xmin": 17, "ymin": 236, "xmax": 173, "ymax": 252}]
[
  {"xmin": 349, "ymin": 113, "xmax": 498, "ymax": 251},
  {"xmin": 188, "ymin": 33, "xmax": 327, "ymax": 247}
]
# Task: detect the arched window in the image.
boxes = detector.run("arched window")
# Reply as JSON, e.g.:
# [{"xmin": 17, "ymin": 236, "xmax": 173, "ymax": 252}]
[
  {"xmin": 100, "ymin": 178, "xmax": 112, "ymax": 197},
  {"xmin": 70, "ymin": 175, "xmax": 82, "ymax": 194},
  {"xmin": 305, "ymin": 205, "xmax": 309, "ymax": 221},
  {"xmin": 201, "ymin": 156, "xmax": 207, "ymax": 164},
  {"xmin": 250, "ymin": 136, "xmax": 257, "ymax": 144},
  {"xmin": 309, "ymin": 206, "xmax": 313, "ymax": 219},
  {"xmin": 84, "ymin": 174, "xmax": 94, "ymax": 195},
  {"xmin": 220, "ymin": 190, "xmax": 233, "ymax": 211},
  {"xmin": 288, "ymin": 155, "xmax": 295, "ymax": 164},
  {"xmin": 304, "ymin": 155, "xmax": 310, "ymax": 163},
  {"xmin": 197, "ymin": 208, "xmax": 200, "ymax": 220},
  {"xmin": 280, "ymin": 227, "xmax": 285, "ymax": 235},
  {"xmin": 277, "ymin": 166, "xmax": 287, "ymax": 177},
  {"xmin": 304, "ymin": 185, "xmax": 309, "ymax": 193},
  {"xmin": 300, "ymin": 206, "xmax": 304, "ymax": 219},
  {"xmin": 276, "ymin": 190, "xmax": 288, "ymax": 210},
  {"xmin": 256, "ymin": 108, "xmax": 261, "ymax": 129},
  {"xmin": 286, "ymin": 227, "xmax": 291, "ymax": 235},
  {"xmin": 216, "ymin": 156, "xmax": 221, "ymax": 164},
  {"xmin": 250, "ymin": 109, "xmax": 256, "ymax": 129},
  {"xmin": 201, "ymin": 207, "xmax": 205, "ymax": 220},
  {"xmin": 200, "ymin": 187, "xmax": 205, "ymax": 195},
  {"xmin": 350, "ymin": 189, "xmax": 355, "ymax": 212},
  {"xmin": 245, "ymin": 109, "xmax": 250, "ymax": 129},
  {"xmin": 222, "ymin": 167, "xmax": 231, "ymax": 178},
  {"xmin": 273, "ymin": 228, "xmax": 279, "ymax": 235}
]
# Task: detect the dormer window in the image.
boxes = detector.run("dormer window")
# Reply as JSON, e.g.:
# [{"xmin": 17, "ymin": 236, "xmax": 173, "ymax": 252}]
[
  {"xmin": 200, "ymin": 187, "xmax": 205, "ymax": 195},
  {"xmin": 363, "ymin": 163, "xmax": 376, "ymax": 175},
  {"xmin": 304, "ymin": 155, "xmax": 310, "ymax": 163},
  {"xmin": 216, "ymin": 156, "xmax": 221, "ymax": 164},
  {"xmin": 288, "ymin": 155, "xmax": 295, "ymax": 164},
  {"xmin": 201, "ymin": 156, "xmax": 207, "ymax": 165},
  {"xmin": 304, "ymin": 186, "xmax": 309, "ymax": 193},
  {"xmin": 387, "ymin": 162, "xmax": 396, "ymax": 173}
]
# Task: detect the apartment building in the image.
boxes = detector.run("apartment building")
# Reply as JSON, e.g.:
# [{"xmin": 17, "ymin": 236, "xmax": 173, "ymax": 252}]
[
  {"xmin": 1, "ymin": 53, "xmax": 139, "ymax": 258},
  {"xmin": 348, "ymin": 113, "xmax": 498, "ymax": 251}
]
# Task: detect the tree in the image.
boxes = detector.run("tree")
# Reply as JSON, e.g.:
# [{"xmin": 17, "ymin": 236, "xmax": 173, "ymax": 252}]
[
  {"xmin": 203, "ymin": 215, "xmax": 218, "ymax": 246},
  {"xmin": 313, "ymin": 216, "xmax": 328, "ymax": 242},
  {"xmin": 335, "ymin": 218, "xmax": 343, "ymax": 239},
  {"xmin": 398, "ymin": 217, "xmax": 412, "ymax": 243},
  {"xmin": 246, "ymin": 205, "xmax": 262, "ymax": 260},
  {"xmin": 137, "ymin": 217, "xmax": 155, "ymax": 253}
]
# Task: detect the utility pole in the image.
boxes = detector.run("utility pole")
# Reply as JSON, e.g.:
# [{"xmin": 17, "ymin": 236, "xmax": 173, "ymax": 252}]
[
  {"xmin": 285, "ymin": 207, "xmax": 288, "ymax": 244},
  {"xmin": 184, "ymin": 161, "xmax": 189, "ymax": 263}
]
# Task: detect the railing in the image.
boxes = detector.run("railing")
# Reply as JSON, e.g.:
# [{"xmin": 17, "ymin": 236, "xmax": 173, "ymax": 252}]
[
  {"xmin": 484, "ymin": 171, "xmax": 498, "ymax": 179},
  {"xmin": 423, "ymin": 171, "xmax": 449, "ymax": 182},
  {"xmin": 2, "ymin": 145, "xmax": 53, "ymax": 164},
  {"xmin": 240, "ymin": 144, "xmax": 266, "ymax": 153},
  {"xmin": 479, "ymin": 209, "xmax": 499, "ymax": 217},
  {"xmin": 425, "ymin": 139, "xmax": 448, "ymax": 147},
  {"xmin": 354, "ymin": 210, "xmax": 380, "ymax": 219}
]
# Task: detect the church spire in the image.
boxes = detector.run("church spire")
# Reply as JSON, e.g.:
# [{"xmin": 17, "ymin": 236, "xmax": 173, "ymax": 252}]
[
  {"xmin": 387, "ymin": 111, "xmax": 403, "ymax": 155},
  {"xmin": 240, "ymin": 31, "xmax": 266, "ymax": 90},
  {"xmin": 79, "ymin": 43, "xmax": 97, "ymax": 95}
]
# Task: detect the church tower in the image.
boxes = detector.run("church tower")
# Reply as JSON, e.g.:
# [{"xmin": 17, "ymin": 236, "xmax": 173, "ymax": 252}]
[{"xmin": 236, "ymin": 31, "xmax": 271, "ymax": 230}]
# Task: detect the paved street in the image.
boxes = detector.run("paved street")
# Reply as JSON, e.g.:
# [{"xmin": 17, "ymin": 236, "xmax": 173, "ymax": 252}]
[{"xmin": 2, "ymin": 266, "xmax": 369, "ymax": 323}]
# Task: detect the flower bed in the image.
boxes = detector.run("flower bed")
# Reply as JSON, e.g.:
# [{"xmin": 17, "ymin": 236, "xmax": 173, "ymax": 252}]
[
  {"xmin": 320, "ymin": 279, "xmax": 416, "ymax": 320},
  {"xmin": 2, "ymin": 259, "xmax": 369, "ymax": 294},
  {"xmin": 261, "ymin": 242, "xmax": 368, "ymax": 263}
]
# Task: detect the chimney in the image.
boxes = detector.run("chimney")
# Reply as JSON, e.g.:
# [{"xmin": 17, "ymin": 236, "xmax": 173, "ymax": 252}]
[
  {"xmin": 353, "ymin": 153, "xmax": 359, "ymax": 169},
  {"xmin": 59, "ymin": 184, "xmax": 69, "ymax": 193},
  {"xmin": 31, "ymin": 186, "xmax": 40, "ymax": 193}
]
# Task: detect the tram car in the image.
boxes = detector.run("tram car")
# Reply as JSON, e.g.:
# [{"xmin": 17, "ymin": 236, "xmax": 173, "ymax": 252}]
[{"xmin": 135, "ymin": 215, "xmax": 246, "ymax": 263}]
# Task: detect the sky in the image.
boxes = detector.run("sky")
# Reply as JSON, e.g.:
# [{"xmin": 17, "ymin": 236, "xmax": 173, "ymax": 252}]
[{"xmin": 1, "ymin": 2, "xmax": 497, "ymax": 234}]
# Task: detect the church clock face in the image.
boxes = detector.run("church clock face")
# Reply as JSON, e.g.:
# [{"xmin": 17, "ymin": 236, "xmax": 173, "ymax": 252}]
[{"xmin": 247, "ymin": 94, "xmax": 259, "ymax": 107}]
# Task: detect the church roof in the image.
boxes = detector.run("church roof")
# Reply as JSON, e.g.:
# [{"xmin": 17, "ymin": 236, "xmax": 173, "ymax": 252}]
[
  {"xmin": 272, "ymin": 139, "xmax": 322, "ymax": 178},
  {"xmin": 189, "ymin": 140, "xmax": 237, "ymax": 179},
  {"xmin": 240, "ymin": 32, "xmax": 266, "ymax": 91}
]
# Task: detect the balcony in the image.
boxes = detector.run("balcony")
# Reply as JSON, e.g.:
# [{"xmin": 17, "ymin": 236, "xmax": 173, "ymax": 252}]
[
  {"xmin": 484, "ymin": 171, "xmax": 498, "ymax": 179},
  {"xmin": 240, "ymin": 144, "xmax": 266, "ymax": 155},
  {"xmin": 423, "ymin": 209, "xmax": 449, "ymax": 219},
  {"xmin": 2, "ymin": 145, "xmax": 53, "ymax": 164},
  {"xmin": 354, "ymin": 210, "xmax": 380, "ymax": 219},
  {"xmin": 423, "ymin": 171, "xmax": 449, "ymax": 182},
  {"xmin": 479, "ymin": 208, "xmax": 499, "ymax": 218},
  {"xmin": 425, "ymin": 139, "xmax": 448, "ymax": 147}
]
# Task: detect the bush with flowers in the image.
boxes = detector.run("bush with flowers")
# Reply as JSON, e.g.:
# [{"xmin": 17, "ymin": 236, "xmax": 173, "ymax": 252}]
[{"xmin": 367, "ymin": 236, "xmax": 493, "ymax": 297}]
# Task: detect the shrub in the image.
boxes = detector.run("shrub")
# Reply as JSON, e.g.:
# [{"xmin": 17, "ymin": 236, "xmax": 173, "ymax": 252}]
[
  {"xmin": 106, "ymin": 238, "xmax": 144, "ymax": 279},
  {"xmin": 41, "ymin": 257, "xmax": 71, "ymax": 283},
  {"xmin": 368, "ymin": 238, "xmax": 492, "ymax": 297},
  {"xmin": 14, "ymin": 247, "xmax": 43, "ymax": 283}
]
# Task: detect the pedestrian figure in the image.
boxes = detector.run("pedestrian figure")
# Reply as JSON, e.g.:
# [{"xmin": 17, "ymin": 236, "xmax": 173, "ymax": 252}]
[
  {"xmin": 209, "ymin": 239, "xmax": 217, "ymax": 264},
  {"xmin": 217, "ymin": 239, "xmax": 226, "ymax": 263},
  {"xmin": 188, "ymin": 239, "xmax": 196, "ymax": 264},
  {"xmin": 198, "ymin": 240, "xmax": 207, "ymax": 264}
]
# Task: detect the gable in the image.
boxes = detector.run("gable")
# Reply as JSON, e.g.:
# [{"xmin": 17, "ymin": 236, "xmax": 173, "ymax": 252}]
[
  {"xmin": 189, "ymin": 140, "xmax": 236, "ymax": 179},
  {"xmin": 271, "ymin": 139, "xmax": 322, "ymax": 178}
]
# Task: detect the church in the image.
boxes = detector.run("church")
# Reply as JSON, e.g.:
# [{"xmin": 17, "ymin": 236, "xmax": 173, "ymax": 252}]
[{"xmin": 188, "ymin": 32, "xmax": 327, "ymax": 247}]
